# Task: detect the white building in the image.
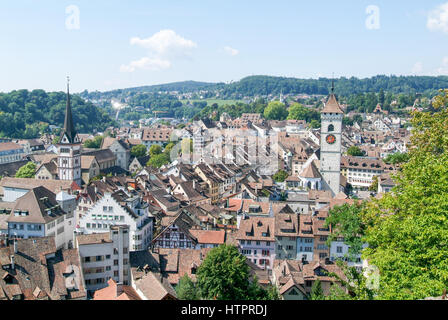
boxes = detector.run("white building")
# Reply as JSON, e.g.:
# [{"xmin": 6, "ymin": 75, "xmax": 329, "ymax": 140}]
[
  {"xmin": 0, "ymin": 142, "xmax": 26, "ymax": 164},
  {"xmin": 75, "ymin": 225, "xmax": 131, "ymax": 292},
  {"xmin": 330, "ymin": 239, "xmax": 367, "ymax": 272},
  {"xmin": 6, "ymin": 186, "xmax": 76, "ymax": 249},
  {"xmin": 77, "ymin": 191, "xmax": 153, "ymax": 252}
]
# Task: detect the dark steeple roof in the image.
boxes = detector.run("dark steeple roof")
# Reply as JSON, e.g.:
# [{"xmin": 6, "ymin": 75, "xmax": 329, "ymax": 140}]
[{"xmin": 60, "ymin": 77, "xmax": 78, "ymax": 144}]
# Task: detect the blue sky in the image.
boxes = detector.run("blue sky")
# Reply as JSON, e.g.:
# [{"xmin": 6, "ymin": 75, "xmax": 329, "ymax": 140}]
[{"xmin": 1, "ymin": 0, "xmax": 448, "ymax": 92}]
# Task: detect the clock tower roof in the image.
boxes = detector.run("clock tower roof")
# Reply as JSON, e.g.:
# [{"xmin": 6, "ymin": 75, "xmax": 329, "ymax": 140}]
[{"xmin": 321, "ymin": 94, "xmax": 344, "ymax": 114}]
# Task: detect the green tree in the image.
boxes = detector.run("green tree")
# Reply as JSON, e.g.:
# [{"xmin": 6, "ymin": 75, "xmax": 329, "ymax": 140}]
[
  {"xmin": 310, "ymin": 119, "xmax": 320, "ymax": 129},
  {"xmin": 346, "ymin": 146, "xmax": 364, "ymax": 157},
  {"xmin": 325, "ymin": 261, "xmax": 377, "ymax": 300},
  {"xmin": 147, "ymin": 153, "xmax": 170, "ymax": 168},
  {"xmin": 273, "ymin": 170, "xmax": 289, "ymax": 183},
  {"xmin": 15, "ymin": 162, "xmax": 37, "ymax": 178},
  {"xmin": 369, "ymin": 175, "xmax": 379, "ymax": 192},
  {"xmin": 359, "ymin": 89, "xmax": 448, "ymax": 299},
  {"xmin": 383, "ymin": 152, "xmax": 409, "ymax": 165},
  {"xmin": 325, "ymin": 203, "xmax": 365, "ymax": 261},
  {"xmin": 310, "ymin": 279, "xmax": 324, "ymax": 300},
  {"xmin": 149, "ymin": 144, "xmax": 163, "ymax": 157},
  {"xmin": 287, "ymin": 103, "xmax": 308, "ymax": 120},
  {"xmin": 288, "ymin": 102, "xmax": 320, "ymax": 123},
  {"xmin": 176, "ymin": 274, "xmax": 200, "ymax": 300},
  {"xmin": 196, "ymin": 245, "xmax": 274, "ymax": 300},
  {"xmin": 84, "ymin": 135, "xmax": 103, "ymax": 149},
  {"xmin": 263, "ymin": 102, "xmax": 288, "ymax": 120},
  {"xmin": 164, "ymin": 142, "xmax": 176, "ymax": 154},
  {"xmin": 131, "ymin": 144, "xmax": 147, "ymax": 158}
]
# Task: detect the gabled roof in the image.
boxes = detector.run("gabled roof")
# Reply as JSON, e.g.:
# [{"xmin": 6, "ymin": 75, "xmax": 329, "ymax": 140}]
[
  {"xmin": 93, "ymin": 279, "xmax": 141, "ymax": 300},
  {"xmin": 7, "ymin": 186, "xmax": 66, "ymax": 224},
  {"xmin": 321, "ymin": 94, "xmax": 344, "ymax": 114},
  {"xmin": 0, "ymin": 237, "xmax": 86, "ymax": 300},
  {"xmin": 300, "ymin": 161, "xmax": 322, "ymax": 179}
]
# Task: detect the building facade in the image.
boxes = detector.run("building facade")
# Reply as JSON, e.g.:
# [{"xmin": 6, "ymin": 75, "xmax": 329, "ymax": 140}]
[
  {"xmin": 77, "ymin": 191, "xmax": 153, "ymax": 252},
  {"xmin": 320, "ymin": 88, "xmax": 343, "ymax": 196},
  {"xmin": 76, "ymin": 225, "xmax": 131, "ymax": 292}
]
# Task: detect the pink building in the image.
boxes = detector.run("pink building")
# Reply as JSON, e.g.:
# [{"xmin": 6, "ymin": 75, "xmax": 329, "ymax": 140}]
[{"xmin": 236, "ymin": 216, "xmax": 275, "ymax": 270}]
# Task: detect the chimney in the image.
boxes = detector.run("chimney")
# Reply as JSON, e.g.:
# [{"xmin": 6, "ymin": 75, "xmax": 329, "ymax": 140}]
[
  {"xmin": 193, "ymin": 179, "xmax": 196, "ymax": 190},
  {"xmin": 10, "ymin": 255, "xmax": 15, "ymax": 270},
  {"xmin": 13, "ymin": 239, "xmax": 18, "ymax": 254},
  {"xmin": 116, "ymin": 282, "xmax": 124, "ymax": 297},
  {"xmin": 199, "ymin": 252, "xmax": 203, "ymax": 261}
]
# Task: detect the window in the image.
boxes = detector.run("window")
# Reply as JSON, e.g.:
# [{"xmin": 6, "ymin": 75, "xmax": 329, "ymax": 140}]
[
  {"xmin": 328, "ymin": 124, "xmax": 334, "ymax": 132},
  {"xmin": 337, "ymin": 246, "xmax": 343, "ymax": 253}
]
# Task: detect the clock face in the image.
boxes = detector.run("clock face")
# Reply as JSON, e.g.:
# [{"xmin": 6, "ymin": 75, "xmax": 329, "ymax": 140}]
[{"xmin": 326, "ymin": 134, "xmax": 336, "ymax": 144}]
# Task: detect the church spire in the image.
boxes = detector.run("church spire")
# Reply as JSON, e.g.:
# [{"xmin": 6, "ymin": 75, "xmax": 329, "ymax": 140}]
[{"xmin": 61, "ymin": 76, "xmax": 77, "ymax": 144}]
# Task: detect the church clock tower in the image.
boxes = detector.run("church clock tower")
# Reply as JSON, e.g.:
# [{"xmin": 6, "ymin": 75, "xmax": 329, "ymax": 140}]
[
  {"xmin": 320, "ymin": 82, "xmax": 343, "ymax": 196},
  {"xmin": 57, "ymin": 77, "xmax": 82, "ymax": 186}
]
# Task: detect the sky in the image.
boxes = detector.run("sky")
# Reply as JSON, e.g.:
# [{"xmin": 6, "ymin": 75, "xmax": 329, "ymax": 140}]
[{"xmin": 1, "ymin": 0, "xmax": 448, "ymax": 92}]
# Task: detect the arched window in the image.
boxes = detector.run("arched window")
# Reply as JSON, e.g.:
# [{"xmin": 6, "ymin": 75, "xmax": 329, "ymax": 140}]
[
  {"xmin": 328, "ymin": 124, "xmax": 335, "ymax": 132},
  {"xmin": 307, "ymin": 181, "xmax": 312, "ymax": 189}
]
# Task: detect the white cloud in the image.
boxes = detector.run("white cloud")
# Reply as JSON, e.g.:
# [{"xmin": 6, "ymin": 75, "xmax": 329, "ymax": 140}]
[
  {"xmin": 412, "ymin": 62, "xmax": 423, "ymax": 74},
  {"xmin": 130, "ymin": 30, "xmax": 197, "ymax": 57},
  {"xmin": 121, "ymin": 29, "xmax": 196, "ymax": 72},
  {"xmin": 427, "ymin": 3, "xmax": 448, "ymax": 33},
  {"xmin": 224, "ymin": 46, "xmax": 239, "ymax": 56}
]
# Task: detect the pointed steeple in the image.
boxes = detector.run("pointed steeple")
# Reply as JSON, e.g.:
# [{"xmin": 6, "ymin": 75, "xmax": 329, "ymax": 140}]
[
  {"xmin": 321, "ymin": 77, "xmax": 344, "ymax": 114},
  {"xmin": 61, "ymin": 77, "xmax": 78, "ymax": 144}
]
